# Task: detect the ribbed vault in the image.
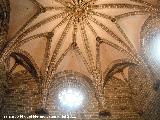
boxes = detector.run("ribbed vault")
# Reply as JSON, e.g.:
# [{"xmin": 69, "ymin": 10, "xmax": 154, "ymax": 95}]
[{"xmin": 0, "ymin": 0, "xmax": 160, "ymax": 119}]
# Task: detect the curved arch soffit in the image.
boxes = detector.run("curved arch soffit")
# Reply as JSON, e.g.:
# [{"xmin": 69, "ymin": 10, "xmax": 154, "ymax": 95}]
[
  {"xmin": 10, "ymin": 49, "xmax": 41, "ymax": 80},
  {"xmin": 103, "ymin": 58, "xmax": 137, "ymax": 88},
  {"xmin": 50, "ymin": 70, "xmax": 96, "ymax": 96}
]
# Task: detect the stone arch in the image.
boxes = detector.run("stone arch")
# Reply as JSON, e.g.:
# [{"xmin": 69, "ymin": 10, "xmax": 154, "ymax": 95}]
[
  {"xmin": 103, "ymin": 59, "xmax": 143, "ymax": 119},
  {"xmin": 49, "ymin": 70, "xmax": 96, "ymax": 99},
  {"xmin": 10, "ymin": 49, "xmax": 41, "ymax": 82},
  {"xmin": 103, "ymin": 58, "xmax": 137, "ymax": 88},
  {"xmin": 46, "ymin": 70, "xmax": 99, "ymax": 116},
  {"xmin": 51, "ymin": 70, "xmax": 95, "ymax": 91}
]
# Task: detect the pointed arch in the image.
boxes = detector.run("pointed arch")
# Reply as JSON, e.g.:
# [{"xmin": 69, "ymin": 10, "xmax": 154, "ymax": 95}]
[
  {"xmin": 103, "ymin": 58, "xmax": 137, "ymax": 87},
  {"xmin": 10, "ymin": 49, "xmax": 41, "ymax": 80}
]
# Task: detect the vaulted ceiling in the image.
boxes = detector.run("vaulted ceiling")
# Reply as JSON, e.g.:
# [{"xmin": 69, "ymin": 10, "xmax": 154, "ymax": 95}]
[
  {"xmin": 5, "ymin": 0, "xmax": 157, "ymax": 77},
  {"xmin": 0, "ymin": 0, "xmax": 160, "ymax": 115}
]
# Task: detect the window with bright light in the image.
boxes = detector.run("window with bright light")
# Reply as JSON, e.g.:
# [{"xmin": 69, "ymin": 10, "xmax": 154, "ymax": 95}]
[
  {"xmin": 151, "ymin": 34, "xmax": 160, "ymax": 60},
  {"xmin": 58, "ymin": 88, "xmax": 84, "ymax": 111}
]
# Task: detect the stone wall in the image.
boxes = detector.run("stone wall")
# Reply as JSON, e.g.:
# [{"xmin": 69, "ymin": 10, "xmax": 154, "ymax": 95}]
[
  {"xmin": 1, "ymin": 71, "xmax": 41, "ymax": 117},
  {"xmin": 129, "ymin": 65, "xmax": 160, "ymax": 120},
  {"xmin": 0, "ymin": 70, "xmax": 147, "ymax": 120},
  {"xmin": 104, "ymin": 77, "xmax": 141, "ymax": 120},
  {"xmin": 1, "ymin": 71, "xmax": 100, "ymax": 119},
  {"xmin": 0, "ymin": 63, "xmax": 7, "ymax": 112},
  {"xmin": 0, "ymin": 0, "xmax": 10, "ymax": 51},
  {"xmin": 0, "ymin": 0, "xmax": 10, "ymax": 117},
  {"xmin": 46, "ymin": 71, "xmax": 100, "ymax": 120}
]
